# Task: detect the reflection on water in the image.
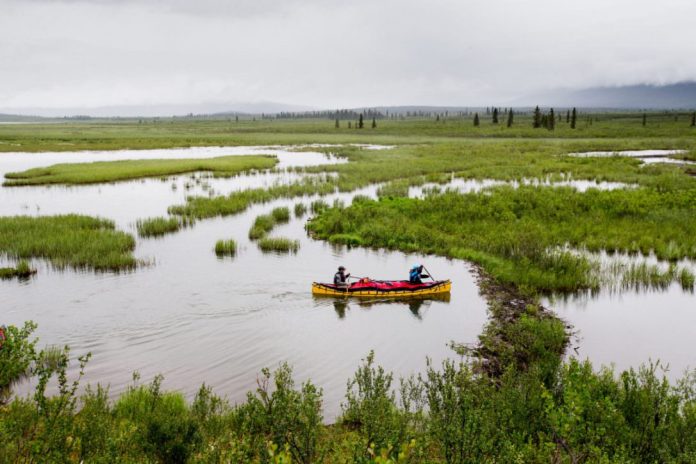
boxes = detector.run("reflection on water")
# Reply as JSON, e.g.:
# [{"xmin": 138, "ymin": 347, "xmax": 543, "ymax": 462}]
[
  {"xmin": 408, "ymin": 176, "xmax": 632, "ymax": 198},
  {"xmin": 567, "ymin": 149, "xmax": 695, "ymax": 167},
  {"xmin": 315, "ymin": 293, "xmax": 451, "ymax": 320},
  {"xmin": 2, "ymin": 145, "xmax": 694, "ymax": 415},
  {"xmin": 1, "ymin": 146, "xmax": 486, "ymax": 420},
  {"xmin": 548, "ymin": 285, "xmax": 696, "ymax": 380}
]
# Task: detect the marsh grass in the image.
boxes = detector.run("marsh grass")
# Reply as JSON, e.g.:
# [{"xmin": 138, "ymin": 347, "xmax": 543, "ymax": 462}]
[
  {"xmin": 309, "ymin": 186, "xmax": 696, "ymax": 294},
  {"xmin": 3, "ymin": 155, "xmax": 278, "ymax": 186},
  {"xmin": 271, "ymin": 206, "xmax": 290, "ymax": 223},
  {"xmin": 0, "ymin": 215, "xmax": 136, "ymax": 271},
  {"xmin": 294, "ymin": 202, "xmax": 307, "ymax": 217},
  {"xmin": 3, "ymin": 113, "xmax": 696, "ymax": 155},
  {"xmin": 214, "ymin": 239, "xmax": 237, "ymax": 256},
  {"xmin": 136, "ymin": 216, "xmax": 190, "ymax": 238},
  {"xmin": 616, "ymin": 262, "xmax": 685, "ymax": 291},
  {"xmin": 248, "ymin": 214, "xmax": 276, "ymax": 240},
  {"xmin": 168, "ymin": 177, "xmax": 336, "ymax": 219},
  {"xmin": 257, "ymin": 237, "xmax": 300, "ymax": 253},
  {"xmin": 0, "ymin": 260, "xmax": 36, "ymax": 279},
  {"xmin": 310, "ymin": 199, "xmax": 329, "ymax": 214}
]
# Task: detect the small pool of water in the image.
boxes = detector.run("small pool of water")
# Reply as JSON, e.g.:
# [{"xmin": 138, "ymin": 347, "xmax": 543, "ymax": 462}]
[
  {"xmin": 567, "ymin": 149, "xmax": 695, "ymax": 167},
  {"xmin": 408, "ymin": 176, "xmax": 632, "ymax": 198}
]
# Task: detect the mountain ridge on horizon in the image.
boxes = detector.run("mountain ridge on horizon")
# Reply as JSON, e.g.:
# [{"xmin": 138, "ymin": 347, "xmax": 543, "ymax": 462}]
[{"xmin": 2, "ymin": 82, "xmax": 695, "ymax": 120}]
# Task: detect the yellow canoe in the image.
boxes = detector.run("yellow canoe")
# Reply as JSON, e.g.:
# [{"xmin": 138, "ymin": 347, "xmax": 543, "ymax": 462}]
[{"xmin": 311, "ymin": 279, "xmax": 452, "ymax": 298}]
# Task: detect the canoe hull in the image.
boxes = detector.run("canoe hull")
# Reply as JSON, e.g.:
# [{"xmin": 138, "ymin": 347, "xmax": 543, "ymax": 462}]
[{"xmin": 312, "ymin": 279, "xmax": 451, "ymax": 298}]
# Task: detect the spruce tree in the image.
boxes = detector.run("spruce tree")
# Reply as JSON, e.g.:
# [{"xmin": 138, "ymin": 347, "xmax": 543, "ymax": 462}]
[
  {"xmin": 348, "ymin": 121, "xmax": 352, "ymax": 129},
  {"xmin": 642, "ymin": 113, "xmax": 647, "ymax": 127},
  {"xmin": 358, "ymin": 114, "xmax": 364, "ymax": 129},
  {"xmin": 566, "ymin": 110, "xmax": 570, "ymax": 124},
  {"xmin": 533, "ymin": 106, "xmax": 542, "ymax": 128},
  {"xmin": 473, "ymin": 113, "xmax": 480, "ymax": 127},
  {"xmin": 492, "ymin": 108, "xmax": 499, "ymax": 124},
  {"xmin": 372, "ymin": 117, "xmax": 376, "ymax": 129},
  {"xmin": 506, "ymin": 109, "xmax": 513, "ymax": 128},
  {"xmin": 235, "ymin": 115, "xmax": 239, "ymax": 123},
  {"xmin": 690, "ymin": 112, "xmax": 695, "ymax": 127},
  {"xmin": 548, "ymin": 108, "xmax": 555, "ymax": 130},
  {"xmin": 335, "ymin": 118, "xmax": 339, "ymax": 129},
  {"xmin": 570, "ymin": 108, "xmax": 577, "ymax": 129}
]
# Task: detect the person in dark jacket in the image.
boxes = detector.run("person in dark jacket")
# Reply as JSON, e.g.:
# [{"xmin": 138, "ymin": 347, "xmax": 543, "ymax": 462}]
[
  {"xmin": 409, "ymin": 264, "xmax": 429, "ymax": 284},
  {"xmin": 334, "ymin": 266, "xmax": 350, "ymax": 288}
]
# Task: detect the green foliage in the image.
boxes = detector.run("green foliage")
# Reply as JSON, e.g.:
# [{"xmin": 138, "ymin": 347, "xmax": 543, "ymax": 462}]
[
  {"xmin": 114, "ymin": 375, "xmax": 200, "ymax": 463},
  {"xmin": 423, "ymin": 360, "xmax": 497, "ymax": 463},
  {"xmin": 0, "ymin": 321, "xmax": 38, "ymax": 405},
  {"xmin": 214, "ymin": 239, "xmax": 237, "ymax": 256},
  {"xmin": 341, "ymin": 352, "xmax": 417, "ymax": 461},
  {"xmin": 0, "ymin": 215, "xmax": 137, "ymax": 271},
  {"xmin": 3, "ymin": 155, "xmax": 277, "ymax": 186},
  {"xmin": 235, "ymin": 363, "xmax": 324, "ymax": 463}
]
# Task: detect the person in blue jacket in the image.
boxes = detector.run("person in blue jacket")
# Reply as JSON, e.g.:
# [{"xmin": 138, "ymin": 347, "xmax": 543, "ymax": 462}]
[{"xmin": 409, "ymin": 264, "xmax": 429, "ymax": 284}]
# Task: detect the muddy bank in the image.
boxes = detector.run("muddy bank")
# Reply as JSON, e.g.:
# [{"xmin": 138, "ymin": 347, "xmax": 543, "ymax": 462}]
[{"xmin": 455, "ymin": 264, "xmax": 571, "ymax": 378}]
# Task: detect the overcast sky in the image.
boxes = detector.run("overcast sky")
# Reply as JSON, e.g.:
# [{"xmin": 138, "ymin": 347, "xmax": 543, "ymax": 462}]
[{"xmin": 1, "ymin": 0, "xmax": 695, "ymax": 115}]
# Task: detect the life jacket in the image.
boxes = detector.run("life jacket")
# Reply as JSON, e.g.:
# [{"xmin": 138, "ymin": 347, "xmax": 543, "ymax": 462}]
[{"xmin": 409, "ymin": 266, "xmax": 421, "ymax": 282}]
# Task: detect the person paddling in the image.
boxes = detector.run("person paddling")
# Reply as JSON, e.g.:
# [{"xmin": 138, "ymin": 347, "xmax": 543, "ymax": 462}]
[
  {"xmin": 334, "ymin": 266, "xmax": 351, "ymax": 288},
  {"xmin": 409, "ymin": 264, "xmax": 430, "ymax": 284}
]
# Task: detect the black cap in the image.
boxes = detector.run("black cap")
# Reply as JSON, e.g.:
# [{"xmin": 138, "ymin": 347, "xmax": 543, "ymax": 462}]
[{"xmin": 338, "ymin": 266, "xmax": 346, "ymax": 271}]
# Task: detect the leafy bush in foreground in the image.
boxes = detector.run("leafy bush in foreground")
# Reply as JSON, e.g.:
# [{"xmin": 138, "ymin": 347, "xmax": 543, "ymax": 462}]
[{"xmin": 1, "ymin": 322, "xmax": 696, "ymax": 463}]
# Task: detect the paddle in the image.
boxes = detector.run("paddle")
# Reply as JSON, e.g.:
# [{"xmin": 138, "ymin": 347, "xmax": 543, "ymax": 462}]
[{"xmin": 422, "ymin": 265, "xmax": 436, "ymax": 282}]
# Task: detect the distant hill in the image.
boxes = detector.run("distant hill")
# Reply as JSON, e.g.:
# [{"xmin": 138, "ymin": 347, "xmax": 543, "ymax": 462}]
[{"xmin": 515, "ymin": 82, "xmax": 696, "ymax": 109}]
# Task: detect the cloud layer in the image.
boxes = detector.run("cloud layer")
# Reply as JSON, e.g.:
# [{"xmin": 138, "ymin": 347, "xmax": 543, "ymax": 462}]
[{"xmin": 2, "ymin": 0, "xmax": 695, "ymax": 114}]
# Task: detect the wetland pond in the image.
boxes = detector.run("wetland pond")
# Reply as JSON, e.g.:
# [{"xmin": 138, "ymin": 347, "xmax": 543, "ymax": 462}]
[{"xmin": 1, "ymin": 146, "xmax": 694, "ymax": 418}]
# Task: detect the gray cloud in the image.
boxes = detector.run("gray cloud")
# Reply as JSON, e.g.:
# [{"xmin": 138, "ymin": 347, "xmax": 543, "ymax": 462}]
[{"xmin": 2, "ymin": 0, "xmax": 695, "ymax": 115}]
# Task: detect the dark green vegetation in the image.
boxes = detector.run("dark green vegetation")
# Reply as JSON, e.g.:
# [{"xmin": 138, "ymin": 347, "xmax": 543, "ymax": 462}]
[
  {"xmin": 308, "ymin": 186, "xmax": 696, "ymax": 294},
  {"xmin": 258, "ymin": 237, "xmax": 300, "ymax": 253},
  {"xmin": 0, "ymin": 260, "xmax": 35, "ymax": 279},
  {"xmin": 136, "ymin": 216, "xmax": 190, "ymax": 238},
  {"xmin": 0, "ymin": 215, "xmax": 136, "ymax": 271},
  {"xmin": 2, "ymin": 323, "xmax": 696, "ymax": 463},
  {"xmin": 3, "ymin": 155, "xmax": 277, "ymax": 186},
  {"xmin": 214, "ymin": 239, "xmax": 237, "ymax": 256}
]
